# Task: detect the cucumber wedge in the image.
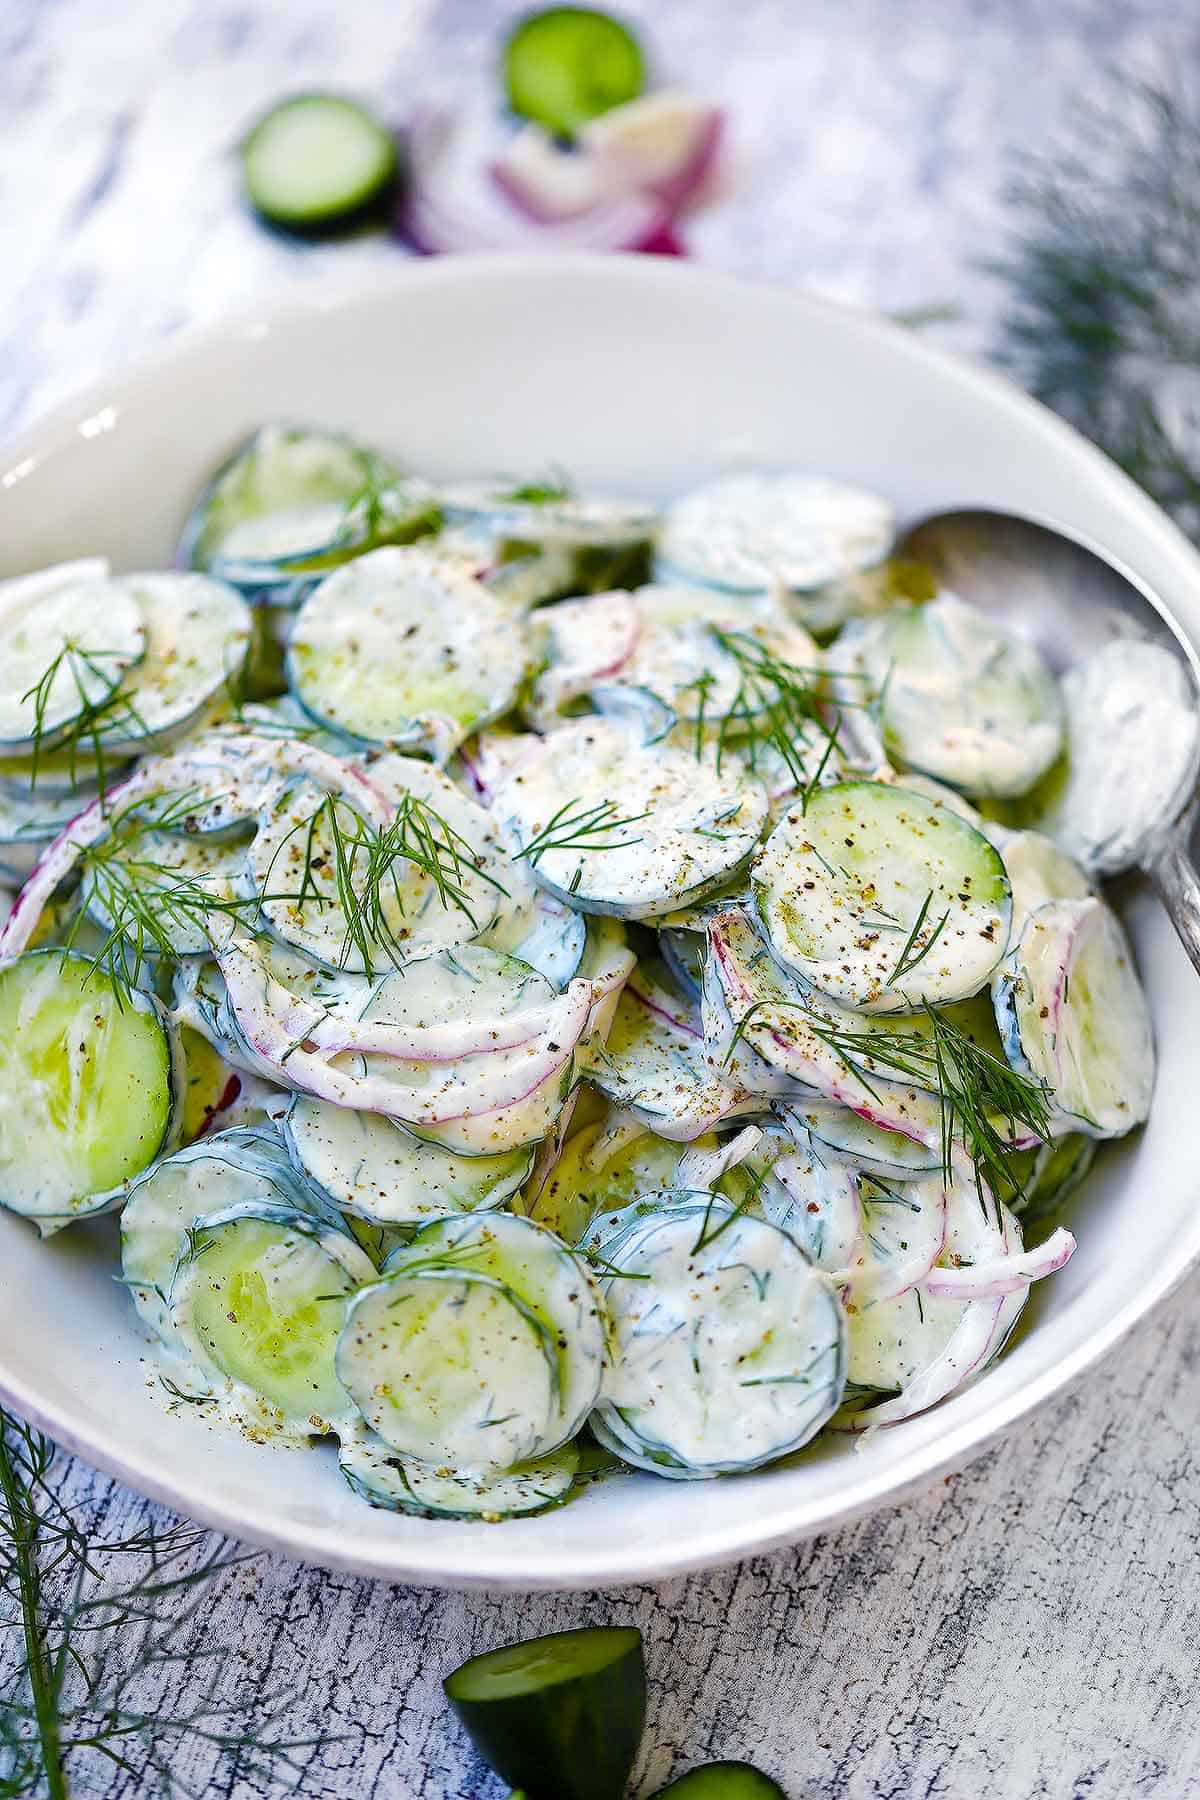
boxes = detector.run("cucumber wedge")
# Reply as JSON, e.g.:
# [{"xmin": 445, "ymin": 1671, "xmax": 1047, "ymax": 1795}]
[
  {"xmin": 0, "ymin": 950, "xmax": 179, "ymax": 1231},
  {"xmin": 443, "ymin": 1625, "xmax": 646, "ymax": 1800},
  {"xmin": 651, "ymin": 1764, "xmax": 787, "ymax": 1799},
  {"xmin": 288, "ymin": 545, "xmax": 531, "ymax": 759},
  {"xmin": 495, "ymin": 717, "xmax": 768, "ymax": 919},
  {"xmin": 754, "ymin": 781, "xmax": 1011, "ymax": 1011},
  {"xmin": 240, "ymin": 94, "xmax": 398, "ymax": 232}
]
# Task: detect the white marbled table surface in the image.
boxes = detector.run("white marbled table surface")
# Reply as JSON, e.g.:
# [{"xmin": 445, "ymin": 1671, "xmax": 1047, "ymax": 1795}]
[{"xmin": 3, "ymin": 1, "xmax": 1200, "ymax": 1795}]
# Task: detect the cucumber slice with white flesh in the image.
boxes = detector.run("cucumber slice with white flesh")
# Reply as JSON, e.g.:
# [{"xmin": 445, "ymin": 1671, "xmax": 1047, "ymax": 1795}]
[
  {"xmin": 862, "ymin": 596, "xmax": 1063, "ymax": 798},
  {"xmin": 784, "ymin": 1098, "xmax": 944, "ymax": 1179},
  {"xmin": 495, "ymin": 716, "xmax": 769, "ymax": 918},
  {"xmin": 444, "ymin": 1625, "xmax": 646, "ymax": 1800},
  {"xmin": 747, "ymin": 1142, "xmax": 863, "ymax": 1273},
  {"xmin": 0, "ymin": 561, "xmax": 145, "ymax": 751},
  {"xmin": 0, "ymin": 950, "xmax": 179, "ymax": 1230},
  {"xmin": 481, "ymin": 887, "xmax": 587, "ymax": 988},
  {"xmin": 283, "ymin": 1094, "xmax": 532, "ymax": 1225},
  {"xmin": 999, "ymin": 828, "xmax": 1091, "ymax": 939},
  {"xmin": 995, "ymin": 896, "xmax": 1154, "ymax": 1136},
  {"xmin": 121, "ymin": 1126, "xmax": 327, "ymax": 1346},
  {"xmin": 651, "ymin": 1764, "xmax": 787, "ymax": 1800},
  {"xmin": 382, "ymin": 1212, "xmax": 607, "ymax": 1448},
  {"xmin": 593, "ymin": 1200, "xmax": 847, "ymax": 1476},
  {"xmin": 288, "ymin": 546, "xmax": 531, "ymax": 759},
  {"xmin": 182, "ymin": 427, "xmax": 437, "ymax": 602},
  {"xmin": 589, "ymin": 963, "xmax": 761, "ymax": 1140},
  {"xmin": 438, "ymin": 478, "xmax": 657, "ymax": 550},
  {"xmin": 338, "ymin": 1424, "xmax": 578, "ymax": 1518},
  {"xmin": 660, "ymin": 472, "xmax": 893, "ymax": 594},
  {"xmin": 754, "ymin": 781, "xmax": 1011, "ymax": 1010},
  {"xmin": 94, "ymin": 573, "xmax": 252, "ymax": 752},
  {"xmin": 1020, "ymin": 640, "xmax": 1200, "ymax": 874},
  {"xmin": 527, "ymin": 1113, "xmax": 701, "ymax": 1243},
  {"xmin": 170, "ymin": 1205, "xmax": 374, "ymax": 1428},
  {"xmin": 0, "ymin": 781, "xmax": 106, "ymax": 882},
  {"xmin": 0, "ymin": 743, "xmax": 133, "ymax": 799},
  {"xmin": 240, "ymin": 94, "xmax": 398, "ymax": 231},
  {"xmin": 846, "ymin": 1281, "xmax": 965, "ymax": 1393},
  {"xmin": 81, "ymin": 825, "xmax": 254, "ymax": 958}
]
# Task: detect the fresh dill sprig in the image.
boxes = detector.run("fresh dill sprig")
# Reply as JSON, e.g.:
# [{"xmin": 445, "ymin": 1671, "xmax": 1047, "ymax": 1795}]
[
  {"xmin": 0, "ymin": 1407, "xmax": 339, "ymax": 1799},
  {"xmin": 515, "ymin": 798, "xmax": 652, "ymax": 866},
  {"xmin": 20, "ymin": 643, "xmax": 150, "ymax": 798},
  {"xmin": 496, "ymin": 469, "xmax": 574, "ymax": 506},
  {"xmin": 885, "ymin": 890, "xmax": 951, "ymax": 988},
  {"xmin": 687, "ymin": 629, "xmax": 847, "ymax": 813}
]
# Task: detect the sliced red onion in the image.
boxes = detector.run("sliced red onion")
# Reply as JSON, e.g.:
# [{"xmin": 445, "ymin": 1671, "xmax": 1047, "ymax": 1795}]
[
  {"xmin": 401, "ymin": 107, "xmax": 671, "ymax": 256},
  {"xmin": 490, "ymin": 125, "xmax": 611, "ymax": 223},
  {"xmin": 921, "ymin": 1225, "xmax": 1076, "ymax": 1300},
  {"xmin": 676, "ymin": 1123, "xmax": 764, "ymax": 1191},
  {"xmin": 582, "ymin": 92, "xmax": 725, "ymax": 213}
]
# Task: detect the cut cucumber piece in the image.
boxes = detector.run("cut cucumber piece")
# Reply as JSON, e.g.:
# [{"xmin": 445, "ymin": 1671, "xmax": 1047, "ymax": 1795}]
[
  {"xmin": 338, "ymin": 1424, "xmax": 578, "ymax": 1518},
  {"xmin": 998, "ymin": 828, "xmax": 1091, "ymax": 939},
  {"xmin": 495, "ymin": 716, "xmax": 768, "ymax": 919},
  {"xmin": 660, "ymin": 472, "xmax": 893, "ymax": 595},
  {"xmin": 440, "ymin": 477, "xmax": 656, "ymax": 550},
  {"xmin": 444, "ymin": 1625, "xmax": 646, "ymax": 1800},
  {"xmin": 593, "ymin": 1201, "xmax": 847, "ymax": 1476},
  {"xmin": 97, "ymin": 573, "xmax": 252, "ymax": 751},
  {"xmin": 0, "ymin": 950, "xmax": 178, "ymax": 1230},
  {"xmin": 0, "ymin": 779, "xmax": 107, "ymax": 882},
  {"xmin": 0, "ymin": 561, "xmax": 145, "ymax": 751},
  {"xmin": 994, "ymin": 896, "xmax": 1154, "ymax": 1137},
  {"xmin": 863, "ymin": 596, "xmax": 1063, "ymax": 798},
  {"xmin": 81, "ymin": 823, "xmax": 254, "ymax": 959},
  {"xmin": 122, "ymin": 1126, "xmax": 330, "ymax": 1347},
  {"xmin": 785, "ymin": 1099, "xmax": 943, "ymax": 1180},
  {"xmin": 527, "ymin": 1114, "xmax": 694, "ymax": 1242},
  {"xmin": 240, "ymin": 94, "xmax": 398, "ymax": 231},
  {"xmin": 1005, "ymin": 1131, "xmax": 1096, "ymax": 1221},
  {"xmin": 288, "ymin": 546, "xmax": 531, "ymax": 759},
  {"xmin": 181, "ymin": 426, "xmax": 437, "ymax": 600},
  {"xmin": 171, "ymin": 1207, "xmax": 374, "ymax": 1427},
  {"xmin": 651, "ymin": 1764, "xmax": 787, "ymax": 1799},
  {"xmin": 284, "ymin": 1094, "xmax": 532, "ymax": 1225},
  {"xmin": 754, "ymin": 781, "xmax": 1011, "ymax": 1011}
]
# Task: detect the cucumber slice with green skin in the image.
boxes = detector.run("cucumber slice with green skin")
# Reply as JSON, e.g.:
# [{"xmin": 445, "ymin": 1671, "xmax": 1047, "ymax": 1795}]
[
  {"xmin": 845, "ymin": 1281, "xmax": 966, "ymax": 1393},
  {"xmin": 338, "ymin": 1267, "xmax": 559, "ymax": 1470},
  {"xmin": 525, "ymin": 590, "xmax": 641, "ymax": 730},
  {"xmin": 0, "ymin": 561, "xmax": 146, "ymax": 751},
  {"xmin": 95, "ymin": 573, "xmax": 252, "ymax": 753},
  {"xmin": 0, "ymin": 780, "xmax": 108, "ymax": 882},
  {"xmin": 495, "ymin": 717, "xmax": 769, "ymax": 919},
  {"xmin": 288, "ymin": 546, "xmax": 532, "ymax": 760},
  {"xmin": 784, "ymin": 1099, "xmax": 944, "ymax": 1180},
  {"xmin": 651, "ymin": 1763, "xmax": 787, "ymax": 1799},
  {"xmin": 748, "ymin": 1143, "xmax": 863, "ymax": 1273},
  {"xmin": 1018, "ymin": 639, "xmax": 1200, "ymax": 875},
  {"xmin": 998, "ymin": 829, "xmax": 1091, "ymax": 940},
  {"xmin": 1005, "ymin": 1131, "xmax": 1096, "ymax": 1222},
  {"xmin": 121, "ymin": 1125, "xmax": 330, "ymax": 1347},
  {"xmin": 994, "ymin": 896, "xmax": 1154, "ymax": 1137},
  {"xmin": 754, "ymin": 781, "xmax": 1012, "ymax": 1011},
  {"xmin": 383, "ymin": 1212, "xmax": 608, "ymax": 1451},
  {"xmin": 82, "ymin": 825, "xmax": 254, "ymax": 958},
  {"xmin": 240, "ymin": 94, "xmax": 399, "ymax": 232},
  {"xmin": 0, "ymin": 950, "xmax": 179, "ymax": 1231},
  {"xmin": 660, "ymin": 473, "xmax": 894, "ymax": 596},
  {"xmin": 338, "ymin": 1424, "xmax": 579, "ymax": 1519},
  {"xmin": 283, "ymin": 1094, "xmax": 533, "ymax": 1225},
  {"xmin": 527, "ymin": 1113, "xmax": 703, "ymax": 1243},
  {"xmin": 0, "ymin": 743, "xmax": 133, "ymax": 798},
  {"xmin": 504, "ymin": 7, "xmax": 647, "ymax": 137},
  {"xmin": 481, "ymin": 887, "xmax": 587, "ymax": 989},
  {"xmin": 440, "ymin": 479, "xmax": 656, "ymax": 551},
  {"xmin": 181, "ymin": 427, "xmax": 438, "ymax": 604},
  {"xmin": 659, "ymin": 926, "xmax": 705, "ymax": 999},
  {"xmin": 862, "ymin": 596, "xmax": 1063, "ymax": 799},
  {"xmin": 443, "ymin": 1624, "xmax": 646, "ymax": 1800},
  {"xmin": 170, "ymin": 1205, "xmax": 374, "ymax": 1429},
  {"xmin": 588, "ymin": 964, "xmax": 762, "ymax": 1141},
  {"xmin": 593, "ymin": 1200, "xmax": 847, "ymax": 1476}
]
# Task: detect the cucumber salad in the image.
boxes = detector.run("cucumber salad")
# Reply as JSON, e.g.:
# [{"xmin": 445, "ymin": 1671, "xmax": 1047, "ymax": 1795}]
[{"xmin": 0, "ymin": 427, "xmax": 1169, "ymax": 1522}]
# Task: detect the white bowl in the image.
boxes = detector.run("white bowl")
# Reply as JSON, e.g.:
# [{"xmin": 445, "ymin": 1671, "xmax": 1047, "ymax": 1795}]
[{"xmin": 2, "ymin": 255, "xmax": 1199, "ymax": 1591}]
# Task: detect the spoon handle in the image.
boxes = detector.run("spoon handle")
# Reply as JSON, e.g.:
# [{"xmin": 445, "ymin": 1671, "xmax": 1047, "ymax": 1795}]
[{"xmin": 1147, "ymin": 819, "xmax": 1200, "ymax": 978}]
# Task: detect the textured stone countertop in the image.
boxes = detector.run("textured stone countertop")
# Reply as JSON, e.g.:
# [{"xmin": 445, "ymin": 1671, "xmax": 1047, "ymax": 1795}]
[{"xmin": 2, "ymin": 2, "xmax": 1199, "ymax": 1795}]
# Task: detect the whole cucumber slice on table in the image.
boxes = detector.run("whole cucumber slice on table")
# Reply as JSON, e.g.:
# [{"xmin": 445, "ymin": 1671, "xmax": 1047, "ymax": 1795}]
[
  {"xmin": 240, "ymin": 94, "xmax": 398, "ymax": 232},
  {"xmin": 651, "ymin": 1762, "xmax": 788, "ymax": 1798},
  {"xmin": 444, "ymin": 1625, "xmax": 646, "ymax": 1800},
  {"xmin": 503, "ymin": 9, "xmax": 646, "ymax": 139}
]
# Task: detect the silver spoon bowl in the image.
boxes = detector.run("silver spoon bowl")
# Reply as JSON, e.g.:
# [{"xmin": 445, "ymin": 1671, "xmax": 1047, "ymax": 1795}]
[{"xmin": 896, "ymin": 506, "xmax": 1200, "ymax": 975}]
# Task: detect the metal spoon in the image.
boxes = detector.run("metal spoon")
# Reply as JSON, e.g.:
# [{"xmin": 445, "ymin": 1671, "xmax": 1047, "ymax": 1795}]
[{"xmin": 895, "ymin": 507, "xmax": 1200, "ymax": 975}]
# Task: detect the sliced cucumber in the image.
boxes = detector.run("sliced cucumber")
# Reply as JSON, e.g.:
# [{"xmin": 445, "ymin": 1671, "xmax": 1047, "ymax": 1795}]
[
  {"xmin": 95, "ymin": 573, "xmax": 251, "ymax": 751},
  {"xmin": 439, "ymin": 479, "xmax": 656, "ymax": 551},
  {"xmin": 0, "ymin": 561, "xmax": 145, "ymax": 751},
  {"xmin": 0, "ymin": 950, "xmax": 178, "ymax": 1230},
  {"xmin": 994, "ymin": 896, "xmax": 1154, "ymax": 1137},
  {"xmin": 283, "ymin": 1094, "xmax": 532, "ymax": 1225},
  {"xmin": 288, "ymin": 546, "xmax": 531, "ymax": 759},
  {"xmin": 1019, "ymin": 639, "xmax": 1200, "ymax": 874},
  {"xmin": 785, "ymin": 1099, "xmax": 943, "ymax": 1179},
  {"xmin": 751, "ymin": 1143, "xmax": 863, "ymax": 1274},
  {"xmin": 1005, "ymin": 1131, "xmax": 1096, "ymax": 1221},
  {"xmin": 754, "ymin": 781, "xmax": 1011, "ymax": 1011},
  {"xmin": 338, "ymin": 1425, "xmax": 578, "ymax": 1518},
  {"xmin": 494, "ymin": 717, "xmax": 768, "ymax": 919},
  {"xmin": 593, "ymin": 1201, "xmax": 847, "ymax": 1476},
  {"xmin": 481, "ymin": 887, "xmax": 587, "ymax": 989},
  {"xmin": 651, "ymin": 1764, "xmax": 787, "ymax": 1799},
  {"xmin": 526, "ymin": 589, "xmax": 641, "ymax": 728},
  {"xmin": 862, "ymin": 596, "xmax": 1062, "ymax": 798},
  {"xmin": 845, "ymin": 1282, "xmax": 965, "ymax": 1393},
  {"xmin": 240, "ymin": 94, "xmax": 398, "ymax": 231},
  {"xmin": 660, "ymin": 472, "xmax": 893, "ymax": 595},
  {"xmin": 504, "ymin": 7, "xmax": 647, "ymax": 137},
  {"xmin": 998, "ymin": 828, "xmax": 1091, "ymax": 938},
  {"xmin": 444, "ymin": 1625, "xmax": 646, "ymax": 1800},
  {"xmin": 81, "ymin": 824, "xmax": 254, "ymax": 958},
  {"xmin": 170, "ymin": 1206, "xmax": 374, "ymax": 1428},
  {"xmin": 0, "ymin": 780, "xmax": 106, "ymax": 882},
  {"xmin": 121, "ymin": 1125, "xmax": 326, "ymax": 1346},
  {"xmin": 182, "ymin": 426, "xmax": 438, "ymax": 605},
  {"xmin": 527, "ymin": 1113, "xmax": 694, "ymax": 1242}
]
